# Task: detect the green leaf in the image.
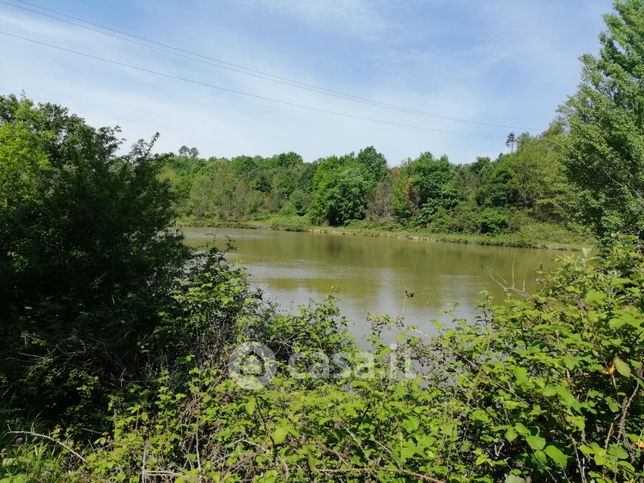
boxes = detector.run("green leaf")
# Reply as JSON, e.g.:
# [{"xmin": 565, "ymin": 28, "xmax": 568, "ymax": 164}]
[
  {"xmin": 306, "ymin": 449, "xmax": 317, "ymax": 470},
  {"xmin": 608, "ymin": 317, "xmax": 625, "ymax": 330},
  {"xmin": 584, "ymin": 290, "xmax": 605, "ymax": 304},
  {"xmin": 562, "ymin": 355, "xmax": 578, "ymax": 370},
  {"xmin": 544, "ymin": 445, "xmax": 568, "ymax": 468},
  {"xmin": 566, "ymin": 415, "xmax": 585, "ymax": 431},
  {"xmin": 533, "ymin": 449, "xmax": 547, "ymax": 465},
  {"xmin": 608, "ymin": 444, "xmax": 628, "ymax": 459},
  {"xmin": 503, "ymin": 400, "xmax": 522, "ymax": 410},
  {"xmin": 505, "ymin": 427, "xmax": 518, "ymax": 442},
  {"xmin": 474, "ymin": 455, "xmax": 485, "ymax": 466},
  {"xmin": 470, "ymin": 409, "xmax": 490, "ymax": 422},
  {"xmin": 542, "ymin": 385, "xmax": 557, "ymax": 397},
  {"xmin": 526, "ymin": 434, "xmax": 546, "ymax": 450},
  {"xmin": 607, "ymin": 397, "xmax": 620, "ymax": 413},
  {"xmin": 513, "ymin": 366, "xmax": 528, "ymax": 384},
  {"xmin": 272, "ymin": 426, "xmax": 289, "ymax": 445},
  {"xmin": 401, "ymin": 415, "xmax": 420, "ymax": 433},
  {"xmin": 400, "ymin": 441, "xmax": 418, "ymax": 460},
  {"xmin": 514, "ymin": 423, "xmax": 529, "ymax": 436},
  {"xmin": 245, "ymin": 397, "xmax": 257, "ymax": 415},
  {"xmin": 618, "ymin": 460, "xmax": 635, "ymax": 471},
  {"xmin": 614, "ymin": 357, "xmax": 631, "ymax": 377}
]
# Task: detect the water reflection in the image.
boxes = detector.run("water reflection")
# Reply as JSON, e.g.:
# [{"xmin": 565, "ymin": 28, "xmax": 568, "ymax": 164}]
[{"xmin": 183, "ymin": 227, "xmax": 559, "ymax": 342}]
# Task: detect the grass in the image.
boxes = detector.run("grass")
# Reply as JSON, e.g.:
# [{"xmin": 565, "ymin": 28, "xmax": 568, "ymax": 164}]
[{"xmin": 178, "ymin": 215, "xmax": 592, "ymax": 250}]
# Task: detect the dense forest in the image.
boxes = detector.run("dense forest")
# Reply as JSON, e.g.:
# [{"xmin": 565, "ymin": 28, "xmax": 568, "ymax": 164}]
[
  {"xmin": 160, "ymin": 109, "xmax": 639, "ymax": 246},
  {"xmin": 0, "ymin": 0, "xmax": 642, "ymax": 481},
  {"xmin": 162, "ymin": 127, "xmax": 583, "ymax": 244}
]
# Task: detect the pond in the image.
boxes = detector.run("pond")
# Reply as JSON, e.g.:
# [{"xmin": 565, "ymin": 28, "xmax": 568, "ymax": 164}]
[{"xmin": 183, "ymin": 227, "xmax": 562, "ymax": 342}]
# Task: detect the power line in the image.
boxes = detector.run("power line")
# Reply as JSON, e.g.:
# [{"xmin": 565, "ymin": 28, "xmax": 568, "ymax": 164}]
[
  {"xmin": 2, "ymin": 0, "xmax": 535, "ymax": 131},
  {"xmin": 0, "ymin": 30, "xmax": 504, "ymax": 139}
]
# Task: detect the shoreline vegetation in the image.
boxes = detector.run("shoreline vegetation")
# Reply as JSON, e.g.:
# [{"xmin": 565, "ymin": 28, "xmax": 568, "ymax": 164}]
[
  {"xmin": 179, "ymin": 216, "xmax": 591, "ymax": 251},
  {"xmin": 161, "ymin": 107, "xmax": 600, "ymax": 254}
]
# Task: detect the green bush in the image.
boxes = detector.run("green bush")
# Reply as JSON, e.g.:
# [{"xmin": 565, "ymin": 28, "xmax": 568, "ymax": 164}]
[
  {"xmin": 480, "ymin": 208, "xmax": 511, "ymax": 234},
  {"xmin": 6, "ymin": 235, "xmax": 636, "ymax": 482},
  {"xmin": 0, "ymin": 95, "xmax": 190, "ymax": 430},
  {"xmin": 0, "ymin": 439, "xmax": 68, "ymax": 482},
  {"xmin": 429, "ymin": 205, "xmax": 480, "ymax": 233}
]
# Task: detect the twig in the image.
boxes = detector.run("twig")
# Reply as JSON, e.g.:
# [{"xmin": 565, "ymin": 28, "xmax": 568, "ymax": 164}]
[
  {"xmin": 618, "ymin": 380, "xmax": 640, "ymax": 442},
  {"xmin": 141, "ymin": 442, "xmax": 148, "ymax": 483},
  {"xmin": 141, "ymin": 470, "xmax": 183, "ymax": 477},
  {"xmin": 9, "ymin": 430, "xmax": 87, "ymax": 463},
  {"xmin": 486, "ymin": 267, "xmax": 532, "ymax": 299}
]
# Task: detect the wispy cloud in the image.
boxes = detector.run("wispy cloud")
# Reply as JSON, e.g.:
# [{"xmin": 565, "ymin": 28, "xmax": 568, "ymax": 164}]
[
  {"xmin": 0, "ymin": 0, "xmax": 613, "ymax": 164},
  {"xmin": 234, "ymin": 0, "xmax": 392, "ymax": 41}
]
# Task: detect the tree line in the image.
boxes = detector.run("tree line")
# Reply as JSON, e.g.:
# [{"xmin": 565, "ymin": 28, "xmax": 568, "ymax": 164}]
[
  {"xmin": 162, "ymin": 128, "xmax": 578, "ymax": 236},
  {"xmin": 162, "ymin": 119, "xmax": 639, "ymax": 243}
]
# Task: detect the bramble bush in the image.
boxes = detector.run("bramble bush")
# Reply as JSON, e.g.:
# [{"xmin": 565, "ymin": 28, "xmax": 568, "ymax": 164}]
[
  {"xmin": 3, "ymin": 235, "xmax": 637, "ymax": 482},
  {"xmin": 419, "ymin": 234, "xmax": 643, "ymax": 481}
]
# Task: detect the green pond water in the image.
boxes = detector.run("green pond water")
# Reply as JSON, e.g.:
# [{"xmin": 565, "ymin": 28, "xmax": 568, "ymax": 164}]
[{"xmin": 183, "ymin": 227, "xmax": 562, "ymax": 342}]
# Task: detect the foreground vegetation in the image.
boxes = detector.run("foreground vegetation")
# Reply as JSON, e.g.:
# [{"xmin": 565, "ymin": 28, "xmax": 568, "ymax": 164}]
[
  {"xmin": 3, "ymin": 235, "xmax": 642, "ymax": 482},
  {"xmin": 0, "ymin": 0, "xmax": 642, "ymax": 481}
]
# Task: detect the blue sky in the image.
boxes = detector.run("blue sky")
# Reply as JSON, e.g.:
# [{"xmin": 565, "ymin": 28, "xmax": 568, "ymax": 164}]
[{"xmin": 0, "ymin": 0, "xmax": 613, "ymax": 164}]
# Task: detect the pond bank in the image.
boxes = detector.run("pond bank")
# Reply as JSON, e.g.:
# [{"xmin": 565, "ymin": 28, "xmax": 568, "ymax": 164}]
[{"xmin": 179, "ymin": 217, "xmax": 589, "ymax": 251}]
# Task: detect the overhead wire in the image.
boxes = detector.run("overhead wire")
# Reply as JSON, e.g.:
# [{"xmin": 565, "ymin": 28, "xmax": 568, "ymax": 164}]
[
  {"xmin": 0, "ymin": 30, "xmax": 509, "ymax": 139},
  {"xmin": 1, "ymin": 0, "xmax": 535, "ymax": 131}
]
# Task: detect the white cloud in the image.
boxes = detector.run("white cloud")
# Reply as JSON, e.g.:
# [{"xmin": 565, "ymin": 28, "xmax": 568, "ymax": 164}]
[{"xmin": 234, "ymin": 0, "xmax": 392, "ymax": 40}]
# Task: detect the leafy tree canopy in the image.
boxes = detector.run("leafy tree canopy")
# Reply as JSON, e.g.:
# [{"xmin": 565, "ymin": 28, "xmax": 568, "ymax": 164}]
[
  {"xmin": 560, "ymin": 0, "xmax": 644, "ymax": 236},
  {"xmin": 0, "ymin": 95, "xmax": 189, "ymax": 427}
]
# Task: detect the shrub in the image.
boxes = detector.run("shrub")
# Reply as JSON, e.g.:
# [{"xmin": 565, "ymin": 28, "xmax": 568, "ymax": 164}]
[
  {"xmin": 480, "ymin": 208, "xmax": 511, "ymax": 234},
  {"xmin": 18, "ymin": 235, "xmax": 638, "ymax": 482},
  {"xmin": 0, "ymin": 96, "xmax": 189, "ymax": 430}
]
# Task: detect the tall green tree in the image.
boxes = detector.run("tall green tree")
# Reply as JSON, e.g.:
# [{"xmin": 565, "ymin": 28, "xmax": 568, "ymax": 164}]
[
  {"xmin": 310, "ymin": 153, "xmax": 375, "ymax": 226},
  {"xmin": 0, "ymin": 95, "xmax": 189, "ymax": 427},
  {"xmin": 392, "ymin": 153, "xmax": 457, "ymax": 226},
  {"xmin": 560, "ymin": 0, "xmax": 643, "ymax": 236},
  {"xmin": 356, "ymin": 146, "xmax": 388, "ymax": 182},
  {"xmin": 477, "ymin": 126, "xmax": 572, "ymax": 222}
]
